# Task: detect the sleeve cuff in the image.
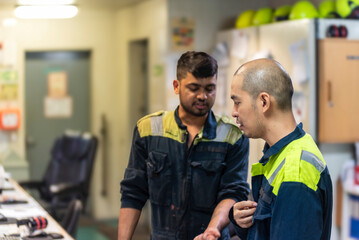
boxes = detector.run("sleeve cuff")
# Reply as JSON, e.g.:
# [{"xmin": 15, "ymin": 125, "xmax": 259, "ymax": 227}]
[
  {"xmin": 121, "ymin": 199, "xmax": 146, "ymax": 210},
  {"xmin": 228, "ymin": 206, "xmax": 249, "ymax": 239}
]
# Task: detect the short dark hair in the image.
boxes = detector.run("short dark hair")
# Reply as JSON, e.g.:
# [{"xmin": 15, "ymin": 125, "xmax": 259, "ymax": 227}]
[{"xmin": 176, "ymin": 51, "xmax": 218, "ymax": 80}]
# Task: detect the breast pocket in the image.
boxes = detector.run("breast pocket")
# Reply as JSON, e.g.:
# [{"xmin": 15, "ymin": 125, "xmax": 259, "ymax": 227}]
[
  {"xmin": 146, "ymin": 151, "xmax": 171, "ymax": 205},
  {"xmin": 191, "ymin": 159, "xmax": 225, "ymax": 210},
  {"xmin": 253, "ymin": 187, "xmax": 273, "ymax": 221}
]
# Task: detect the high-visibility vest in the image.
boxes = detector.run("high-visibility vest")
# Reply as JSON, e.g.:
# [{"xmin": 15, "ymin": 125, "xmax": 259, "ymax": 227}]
[{"xmin": 251, "ymin": 133, "xmax": 326, "ymax": 196}]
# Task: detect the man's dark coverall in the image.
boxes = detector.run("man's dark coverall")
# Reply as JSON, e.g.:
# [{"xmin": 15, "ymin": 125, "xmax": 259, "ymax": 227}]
[{"xmin": 121, "ymin": 107, "xmax": 250, "ymax": 239}]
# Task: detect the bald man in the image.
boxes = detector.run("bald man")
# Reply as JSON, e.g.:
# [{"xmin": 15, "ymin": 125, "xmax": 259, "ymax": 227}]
[{"xmin": 228, "ymin": 59, "xmax": 333, "ymax": 240}]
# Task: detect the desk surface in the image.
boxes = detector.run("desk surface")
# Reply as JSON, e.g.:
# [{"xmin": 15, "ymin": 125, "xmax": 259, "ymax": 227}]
[{"xmin": 0, "ymin": 178, "xmax": 74, "ymax": 240}]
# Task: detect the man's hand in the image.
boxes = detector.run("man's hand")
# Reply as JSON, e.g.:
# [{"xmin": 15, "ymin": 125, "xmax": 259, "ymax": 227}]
[
  {"xmin": 193, "ymin": 227, "xmax": 221, "ymax": 240},
  {"xmin": 232, "ymin": 200, "xmax": 257, "ymax": 228},
  {"xmin": 194, "ymin": 199, "xmax": 235, "ymax": 240}
]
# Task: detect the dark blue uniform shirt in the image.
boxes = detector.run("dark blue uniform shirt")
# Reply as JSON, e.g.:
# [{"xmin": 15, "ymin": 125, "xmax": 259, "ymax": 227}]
[{"xmin": 121, "ymin": 108, "xmax": 250, "ymax": 239}]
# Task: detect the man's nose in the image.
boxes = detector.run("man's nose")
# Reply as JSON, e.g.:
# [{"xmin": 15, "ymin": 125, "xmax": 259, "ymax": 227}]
[
  {"xmin": 197, "ymin": 90, "xmax": 207, "ymax": 100},
  {"xmin": 231, "ymin": 106, "xmax": 238, "ymax": 118}
]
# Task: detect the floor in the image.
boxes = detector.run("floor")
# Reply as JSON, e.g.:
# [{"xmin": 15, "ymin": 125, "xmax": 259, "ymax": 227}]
[
  {"xmin": 75, "ymin": 215, "xmax": 242, "ymax": 240},
  {"xmin": 76, "ymin": 214, "xmax": 150, "ymax": 240}
]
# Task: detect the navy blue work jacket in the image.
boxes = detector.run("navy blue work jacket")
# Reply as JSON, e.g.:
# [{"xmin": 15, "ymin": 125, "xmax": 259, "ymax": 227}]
[
  {"xmin": 121, "ymin": 108, "xmax": 250, "ymax": 239},
  {"xmin": 230, "ymin": 124, "xmax": 333, "ymax": 240}
]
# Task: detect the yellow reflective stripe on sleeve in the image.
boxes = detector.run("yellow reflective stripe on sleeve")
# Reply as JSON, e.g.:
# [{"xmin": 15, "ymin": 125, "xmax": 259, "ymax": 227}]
[
  {"xmin": 212, "ymin": 114, "xmax": 242, "ymax": 144},
  {"xmin": 299, "ymin": 160, "xmax": 321, "ymax": 192},
  {"xmin": 137, "ymin": 110, "xmax": 183, "ymax": 142},
  {"xmin": 268, "ymin": 159, "xmax": 285, "ymax": 185},
  {"xmin": 138, "ymin": 111, "xmax": 243, "ymax": 144},
  {"xmin": 225, "ymin": 126, "xmax": 243, "ymax": 145},
  {"xmin": 137, "ymin": 117, "xmax": 152, "ymax": 137},
  {"xmin": 266, "ymin": 156, "xmax": 288, "ymax": 196},
  {"xmin": 213, "ymin": 123, "xmax": 232, "ymax": 142},
  {"xmin": 162, "ymin": 111, "xmax": 185, "ymax": 143},
  {"xmin": 137, "ymin": 110, "xmax": 165, "ymax": 137},
  {"xmin": 251, "ymin": 162, "xmax": 264, "ymax": 177},
  {"xmin": 301, "ymin": 150, "xmax": 325, "ymax": 173},
  {"xmin": 195, "ymin": 115, "xmax": 242, "ymax": 145},
  {"xmin": 299, "ymin": 150, "xmax": 324, "ymax": 192}
]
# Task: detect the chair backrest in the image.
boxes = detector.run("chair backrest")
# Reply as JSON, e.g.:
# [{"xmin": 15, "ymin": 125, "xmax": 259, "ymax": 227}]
[
  {"xmin": 61, "ymin": 199, "xmax": 83, "ymax": 238},
  {"xmin": 41, "ymin": 132, "xmax": 98, "ymax": 208}
]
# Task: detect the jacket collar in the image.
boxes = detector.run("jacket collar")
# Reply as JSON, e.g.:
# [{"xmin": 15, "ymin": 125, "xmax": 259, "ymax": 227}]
[
  {"xmin": 260, "ymin": 122, "xmax": 305, "ymax": 165},
  {"xmin": 174, "ymin": 106, "xmax": 217, "ymax": 139}
]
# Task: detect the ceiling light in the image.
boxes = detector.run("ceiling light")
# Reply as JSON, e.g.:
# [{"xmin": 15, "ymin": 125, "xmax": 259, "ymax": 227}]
[
  {"xmin": 17, "ymin": 0, "xmax": 75, "ymax": 5},
  {"xmin": 14, "ymin": 5, "xmax": 78, "ymax": 19}
]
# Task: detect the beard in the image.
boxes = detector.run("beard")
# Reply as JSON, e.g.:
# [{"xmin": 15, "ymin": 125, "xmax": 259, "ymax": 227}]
[{"xmin": 180, "ymin": 100, "xmax": 211, "ymax": 117}]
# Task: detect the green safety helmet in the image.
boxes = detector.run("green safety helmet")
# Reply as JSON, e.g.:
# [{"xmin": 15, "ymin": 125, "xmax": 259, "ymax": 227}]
[
  {"xmin": 235, "ymin": 10, "xmax": 256, "ymax": 28},
  {"xmin": 289, "ymin": 0, "xmax": 319, "ymax": 20},
  {"xmin": 336, "ymin": 0, "xmax": 359, "ymax": 18},
  {"xmin": 252, "ymin": 7, "xmax": 273, "ymax": 26},
  {"xmin": 319, "ymin": 0, "xmax": 338, "ymax": 18},
  {"xmin": 273, "ymin": 5, "xmax": 292, "ymax": 21}
]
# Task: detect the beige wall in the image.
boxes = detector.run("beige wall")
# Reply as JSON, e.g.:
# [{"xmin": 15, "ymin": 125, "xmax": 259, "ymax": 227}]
[
  {"xmin": 0, "ymin": 7, "xmax": 120, "ymax": 218},
  {"xmin": 114, "ymin": 0, "xmax": 168, "ymax": 218}
]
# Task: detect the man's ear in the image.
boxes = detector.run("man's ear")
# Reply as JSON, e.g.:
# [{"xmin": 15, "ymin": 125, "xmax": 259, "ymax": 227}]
[
  {"xmin": 173, "ymin": 80, "xmax": 180, "ymax": 95},
  {"xmin": 258, "ymin": 92, "xmax": 271, "ymax": 113}
]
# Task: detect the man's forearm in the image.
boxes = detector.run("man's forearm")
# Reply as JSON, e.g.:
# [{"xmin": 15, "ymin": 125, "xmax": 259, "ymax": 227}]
[
  {"xmin": 208, "ymin": 199, "xmax": 236, "ymax": 231},
  {"xmin": 118, "ymin": 208, "xmax": 141, "ymax": 240}
]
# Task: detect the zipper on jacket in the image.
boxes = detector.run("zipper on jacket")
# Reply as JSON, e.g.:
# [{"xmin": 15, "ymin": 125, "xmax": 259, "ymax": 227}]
[{"xmin": 182, "ymin": 133, "xmax": 198, "ymax": 238}]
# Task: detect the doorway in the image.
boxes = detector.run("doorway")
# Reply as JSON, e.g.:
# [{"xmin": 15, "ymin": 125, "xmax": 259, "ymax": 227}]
[
  {"xmin": 128, "ymin": 39, "xmax": 150, "ymax": 233},
  {"xmin": 129, "ymin": 39, "xmax": 149, "ymax": 128},
  {"xmin": 25, "ymin": 51, "xmax": 91, "ymax": 180}
]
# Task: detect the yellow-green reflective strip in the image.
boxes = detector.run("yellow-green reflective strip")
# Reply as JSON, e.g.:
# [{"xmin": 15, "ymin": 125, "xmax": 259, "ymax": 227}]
[
  {"xmin": 150, "ymin": 116, "xmax": 163, "ymax": 136},
  {"xmin": 251, "ymin": 162, "xmax": 264, "ymax": 176},
  {"xmin": 301, "ymin": 150, "xmax": 325, "ymax": 173},
  {"xmin": 268, "ymin": 158, "xmax": 285, "ymax": 184}
]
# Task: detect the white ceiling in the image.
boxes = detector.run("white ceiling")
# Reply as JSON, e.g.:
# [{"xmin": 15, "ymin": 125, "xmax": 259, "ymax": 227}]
[{"xmin": 0, "ymin": 0, "xmax": 149, "ymax": 9}]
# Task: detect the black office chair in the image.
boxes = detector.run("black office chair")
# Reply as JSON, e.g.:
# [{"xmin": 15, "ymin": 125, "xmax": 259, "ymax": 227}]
[
  {"xmin": 61, "ymin": 199, "xmax": 83, "ymax": 238},
  {"xmin": 20, "ymin": 131, "xmax": 98, "ymax": 221}
]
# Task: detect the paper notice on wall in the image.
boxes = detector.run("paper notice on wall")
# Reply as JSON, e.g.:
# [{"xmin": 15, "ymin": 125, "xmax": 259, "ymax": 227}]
[
  {"xmin": 48, "ymin": 71, "xmax": 67, "ymax": 98},
  {"xmin": 3, "ymin": 40, "xmax": 17, "ymax": 66},
  {"xmin": 171, "ymin": 17, "xmax": 195, "ymax": 52},
  {"xmin": 289, "ymin": 39, "xmax": 309, "ymax": 85},
  {"xmin": 212, "ymin": 42, "xmax": 229, "ymax": 67},
  {"xmin": 0, "ymin": 131, "xmax": 9, "ymax": 155},
  {"xmin": 231, "ymin": 30, "xmax": 248, "ymax": 60},
  {"xmin": 0, "ymin": 69, "xmax": 19, "ymax": 101},
  {"xmin": 292, "ymin": 91, "xmax": 307, "ymax": 124},
  {"xmin": 215, "ymin": 68, "xmax": 228, "ymax": 110},
  {"xmin": 0, "ymin": 84, "xmax": 18, "ymax": 101},
  {"xmin": 44, "ymin": 96, "xmax": 72, "ymax": 118}
]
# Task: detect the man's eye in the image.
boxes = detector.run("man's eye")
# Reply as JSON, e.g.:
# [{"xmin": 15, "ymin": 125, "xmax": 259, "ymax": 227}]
[
  {"xmin": 206, "ymin": 86, "xmax": 216, "ymax": 92},
  {"xmin": 188, "ymin": 87, "xmax": 199, "ymax": 92}
]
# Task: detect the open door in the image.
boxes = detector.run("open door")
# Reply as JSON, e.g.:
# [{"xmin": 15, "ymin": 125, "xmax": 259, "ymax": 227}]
[{"xmin": 25, "ymin": 51, "xmax": 91, "ymax": 180}]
